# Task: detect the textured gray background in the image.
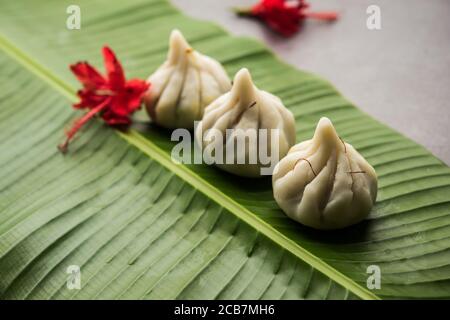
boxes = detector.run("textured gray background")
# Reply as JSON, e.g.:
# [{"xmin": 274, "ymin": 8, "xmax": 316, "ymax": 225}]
[{"xmin": 172, "ymin": 0, "xmax": 450, "ymax": 165}]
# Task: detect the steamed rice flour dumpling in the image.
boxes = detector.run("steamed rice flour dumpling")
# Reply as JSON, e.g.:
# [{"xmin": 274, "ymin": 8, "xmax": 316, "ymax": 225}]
[
  {"xmin": 144, "ymin": 29, "xmax": 231, "ymax": 129},
  {"xmin": 272, "ymin": 117, "xmax": 378, "ymax": 230},
  {"xmin": 196, "ymin": 68, "xmax": 296, "ymax": 178}
]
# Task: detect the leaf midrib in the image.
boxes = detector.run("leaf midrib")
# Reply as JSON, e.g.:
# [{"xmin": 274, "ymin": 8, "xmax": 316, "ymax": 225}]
[{"xmin": 0, "ymin": 32, "xmax": 380, "ymax": 300}]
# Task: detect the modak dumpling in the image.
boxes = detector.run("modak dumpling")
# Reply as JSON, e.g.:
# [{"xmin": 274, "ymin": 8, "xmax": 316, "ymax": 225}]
[
  {"xmin": 144, "ymin": 29, "xmax": 231, "ymax": 129},
  {"xmin": 195, "ymin": 68, "xmax": 296, "ymax": 177},
  {"xmin": 272, "ymin": 117, "xmax": 377, "ymax": 230}
]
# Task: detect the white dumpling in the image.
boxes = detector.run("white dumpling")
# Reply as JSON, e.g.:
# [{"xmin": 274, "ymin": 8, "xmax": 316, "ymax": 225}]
[
  {"xmin": 144, "ymin": 29, "xmax": 231, "ymax": 129},
  {"xmin": 272, "ymin": 117, "xmax": 377, "ymax": 230},
  {"xmin": 195, "ymin": 68, "xmax": 296, "ymax": 177}
]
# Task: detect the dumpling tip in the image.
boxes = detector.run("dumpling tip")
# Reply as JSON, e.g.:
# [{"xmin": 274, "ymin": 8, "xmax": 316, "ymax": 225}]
[
  {"xmin": 313, "ymin": 117, "xmax": 340, "ymax": 144},
  {"xmin": 169, "ymin": 29, "xmax": 191, "ymax": 61},
  {"xmin": 231, "ymin": 68, "xmax": 255, "ymax": 102},
  {"xmin": 234, "ymin": 68, "xmax": 252, "ymax": 83},
  {"xmin": 318, "ymin": 116, "xmax": 332, "ymax": 127}
]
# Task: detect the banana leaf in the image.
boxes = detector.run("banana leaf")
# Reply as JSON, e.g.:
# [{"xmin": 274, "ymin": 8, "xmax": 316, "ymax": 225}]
[{"xmin": 0, "ymin": 0, "xmax": 449, "ymax": 299}]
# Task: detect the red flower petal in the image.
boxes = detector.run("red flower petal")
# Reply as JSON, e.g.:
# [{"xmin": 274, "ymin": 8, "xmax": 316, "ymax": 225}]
[
  {"xmin": 101, "ymin": 110, "xmax": 131, "ymax": 126},
  {"xmin": 262, "ymin": 6, "xmax": 301, "ymax": 36},
  {"xmin": 102, "ymin": 46, "xmax": 126, "ymax": 91},
  {"xmin": 108, "ymin": 80, "xmax": 149, "ymax": 116},
  {"xmin": 125, "ymin": 79, "xmax": 151, "ymax": 111},
  {"xmin": 74, "ymin": 89, "xmax": 107, "ymax": 109},
  {"xmin": 251, "ymin": 0, "xmax": 302, "ymax": 36},
  {"xmin": 70, "ymin": 62, "xmax": 106, "ymax": 91},
  {"xmin": 108, "ymin": 94, "xmax": 129, "ymax": 117}
]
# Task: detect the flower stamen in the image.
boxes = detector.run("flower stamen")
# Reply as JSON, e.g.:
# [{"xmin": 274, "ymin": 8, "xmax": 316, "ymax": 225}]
[{"xmin": 58, "ymin": 97, "xmax": 111, "ymax": 154}]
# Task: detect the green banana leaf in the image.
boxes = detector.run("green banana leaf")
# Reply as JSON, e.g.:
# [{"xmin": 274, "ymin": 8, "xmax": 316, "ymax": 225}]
[{"xmin": 1, "ymin": 0, "xmax": 449, "ymax": 300}]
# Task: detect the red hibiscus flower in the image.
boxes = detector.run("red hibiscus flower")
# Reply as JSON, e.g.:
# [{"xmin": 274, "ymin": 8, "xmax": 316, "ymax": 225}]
[
  {"xmin": 235, "ymin": 0, "xmax": 338, "ymax": 37},
  {"xmin": 59, "ymin": 46, "xmax": 149, "ymax": 153}
]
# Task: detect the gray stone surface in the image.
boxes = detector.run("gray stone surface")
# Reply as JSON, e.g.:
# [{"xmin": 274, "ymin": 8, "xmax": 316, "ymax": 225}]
[{"xmin": 172, "ymin": 0, "xmax": 450, "ymax": 164}]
